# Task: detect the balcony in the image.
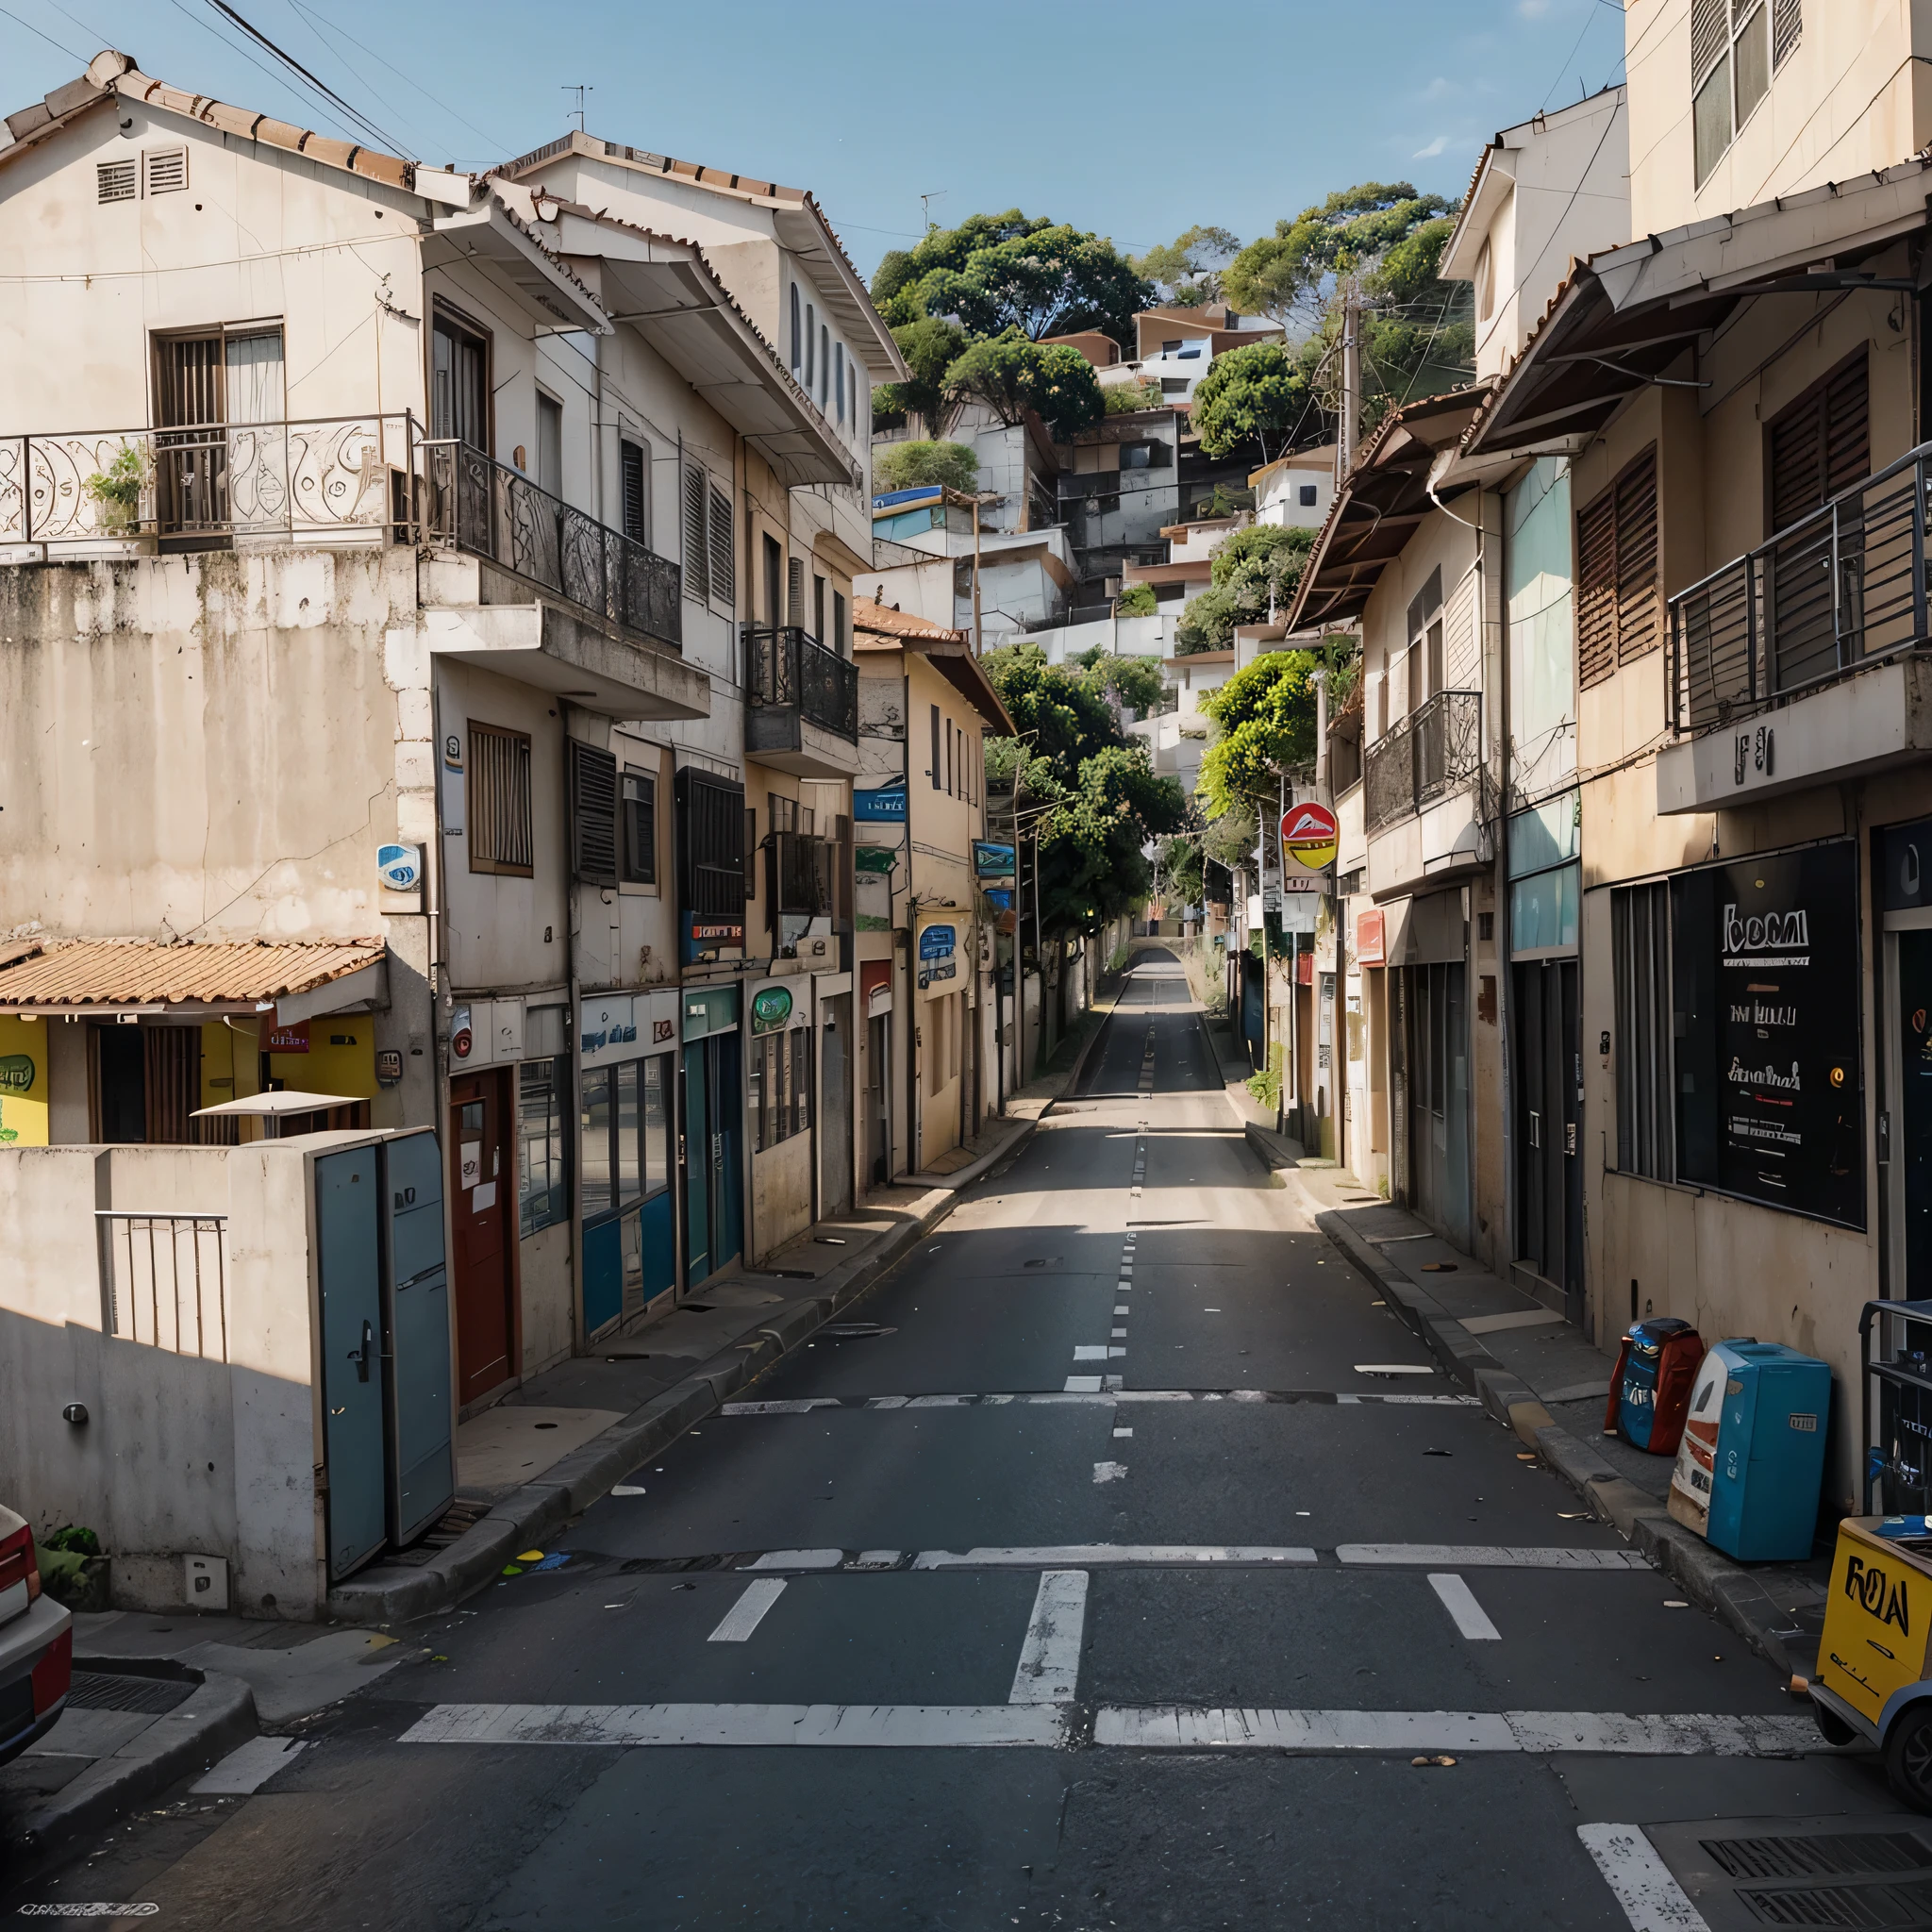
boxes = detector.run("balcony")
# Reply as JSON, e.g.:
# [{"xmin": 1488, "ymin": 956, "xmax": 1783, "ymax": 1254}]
[
  {"xmin": 420, "ymin": 438, "xmax": 679, "ymax": 654},
  {"xmin": 1658, "ymin": 441, "xmax": 1932, "ymax": 812},
  {"xmin": 741, "ymin": 625, "xmax": 861, "ymax": 778},
  {"xmin": 0, "ymin": 414, "xmax": 416, "ymax": 558},
  {"xmin": 1363, "ymin": 691, "xmax": 1488, "ymax": 899}
]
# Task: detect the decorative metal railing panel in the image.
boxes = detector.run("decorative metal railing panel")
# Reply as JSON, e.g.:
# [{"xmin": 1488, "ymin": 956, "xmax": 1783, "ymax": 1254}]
[
  {"xmin": 1670, "ymin": 440, "xmax": 1932, "ymax": 733},
  {"xmin": 95, "ymin": 1210, "xmax": 227, "ymax": 1361},
  {"xmin": 0, "ymin": 416, "xmax": 411, "ymax": 548},
  {"xmin": 419, "ymin": 439, "xmax": 680, "ymax": 652},
  {"xmin": 742, "ymin": 625, "xmax": 858, "ymax": 741},
  {"xmin": 1363, "ymin": 690, "xmax": 1483, "ymax": 837}
]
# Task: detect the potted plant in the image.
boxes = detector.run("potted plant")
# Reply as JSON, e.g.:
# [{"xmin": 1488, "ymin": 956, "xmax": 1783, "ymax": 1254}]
[{"xmin": 83, "ymin": 445, "xmax": 145, "ymax": 534}]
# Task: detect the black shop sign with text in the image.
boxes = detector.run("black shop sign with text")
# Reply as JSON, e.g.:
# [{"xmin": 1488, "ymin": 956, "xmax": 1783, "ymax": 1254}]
[{"xmin": 1672, "ymin": 841, "xmax": 1863, "ymax": 1227}]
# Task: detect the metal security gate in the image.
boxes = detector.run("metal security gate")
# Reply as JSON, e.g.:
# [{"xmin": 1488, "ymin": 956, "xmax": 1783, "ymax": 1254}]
[{"xmin": 1513, "ymin": 958, "xmax": 1582, "ymax": 1322}]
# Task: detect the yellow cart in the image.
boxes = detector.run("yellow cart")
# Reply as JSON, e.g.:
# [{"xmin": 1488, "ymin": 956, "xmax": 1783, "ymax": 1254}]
[{"xmin": 1812, "ymin": 1517, "xmax": 1932, "ymax": 1807}]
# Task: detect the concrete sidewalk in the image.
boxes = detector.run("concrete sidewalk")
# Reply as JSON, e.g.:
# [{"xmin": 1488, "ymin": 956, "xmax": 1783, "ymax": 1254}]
[{"xmin": 1228, "ymin": 1073, "xmax": 1831, "ymax": 1689}]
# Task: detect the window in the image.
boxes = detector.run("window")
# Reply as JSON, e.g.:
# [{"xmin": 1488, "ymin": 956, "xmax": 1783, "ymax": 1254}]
[
  {"xmin": 97, "ymin": 159, "xmax": 136, "ymax": 204},
  {"xmin": 1299, "ymin": 483, "xmax": 1319, "ymax": 508},
  {"xmin": 1766, "ymin": 351, "xmax": 1868, "ymax": 534},
  {"xmin": 518, "ymin": 1058, "xmax": 571, "ymax": 1234},
  {"xmin": 620, "ymin": 438, "xmax": 648, "ymax": 543},
  {"xmin": 849, "ymin": 366, "xmax": 858, "ymax": 435},
  {"xmin": 791, "ymin": 284, "xmax": 802, "ymax": 376},
  {"xmin": 1406, "ymin": 568, "xmax": 1443, "ymax": 712},
  {"xmin": 820, "ymin": 326, "xmax": 830, "ymax": 408},
  {"xmin": 535, "ymin": 391, "xmax": 562, "ymax": 495},
  {"xmin": 930, "ymin": 704, "xmax": 942, "ymax": 790},
  {"xmin": 787, "ymin": 556, "xmax": 806, "ymax": 627},
  {"xmin": 621, "ymin": 767, "xmax": 657, "ymax": 884},
  {"xmin": 806, "ymin": 303, "xmax": 815, "ymax": 387},
  {"xmin": 1692, "ymin": 0, "xmax": 1796, "ymax": 186},
  {"xmin": 1612, "ymin": 883, "xmax": 1674, "ymax": 1180},
  {"xmin": 813, "ymin": 574, "xmax": 826, "ymax": 642},
  {"xmin": 1162, "ymin": 339, "xmax": 1182, "ymax": 354},
  {"xmin": 835, "ymin": 342, "xmax": 846, "ymax": 425},
  {"xmin": 751, "ymin": 1026, "xmax": 811, "ymax": 1151},
  {"xmin": 468, "ymin": 723, "xmax": 533, "ymax": 875},
  {"xmin": 569, "ymin": 739, "xmax": 618, "ymax": 887},
  {"xmin": 581, "ymin": 1054, "xmax": 673, "ymax": 1221},
  {"xmin": 432, "ymin": 308, "xmax": 490, "ymax": 450},
  {"xmin": 833, "ymin": 589, "xmax": 848, "ymax": 658},
  {"xmin": 681, "ymin": 462, "xmax": 708, "ymax": 602},
  {"xmin": 675, "ymin": 766, "xmax": 746, "ymax": 918},
  {"xmin": 1474, "ymin": 241, "xmax": 1494, "ymax": 323},
  {"xmin": 745, "ymin": 807, "xmax": 758, "ymax": 902},
  {"xmin": 1159, "ymin": 377, "xmax": 1189, "ymax": 396},
  {"xmin": 1575, "ymin": 447, "xmax": 1658, "ymax": 689},
  {"xmin": 143, "ymin": 147, "xmax": 187, "ymax": 195}
]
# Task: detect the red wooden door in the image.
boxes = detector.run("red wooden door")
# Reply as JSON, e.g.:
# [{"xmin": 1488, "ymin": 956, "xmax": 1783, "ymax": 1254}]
[{"xmin": 450, "ymin": 1069, "xmax": 515, "ymax": 1404}]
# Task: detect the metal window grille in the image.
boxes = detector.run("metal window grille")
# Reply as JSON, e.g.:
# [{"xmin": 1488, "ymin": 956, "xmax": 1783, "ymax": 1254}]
[
  {"xmin": 143, "ymin": 147, "xmax": 187, "ymax": 194},
  {"xmin": 1612, "ymin": 881, "xmax": 1674, "ymax": 1180},
  {"xmin": 569, "ymin": 739, "xmax": 619, "ymax": 886},
  {"xmin": 468, "ymin": 723, "xmax": 534, "ymax": 874},
  {"xmin": 1772, "ymin": 0, "xmax": 1800, "ymax": 67},
  {"xmin": 675, "ymin": 765, "xmax": 747, "ymax": 918},
  {"xmin": 682, "ymin": 462, "xmax": 709, "ymax": 604},
  {"xmin": 97, "ymin": 159, "xmax": 136, "ymax": 203}
]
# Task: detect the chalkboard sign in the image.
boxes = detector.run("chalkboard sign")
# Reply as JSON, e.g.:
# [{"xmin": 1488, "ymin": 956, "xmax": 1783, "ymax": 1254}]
[{"xmin": 1673, "ymin": 841, "xmax": 1863, "ymax": 1227}]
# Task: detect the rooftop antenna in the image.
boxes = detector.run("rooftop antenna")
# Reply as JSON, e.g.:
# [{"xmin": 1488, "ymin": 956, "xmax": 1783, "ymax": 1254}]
[
  {"xmin": 562, "ymin": 85, "xmax": 593, "ymax": 133},
  {"xmin": 920, "ymin": 190, "xmax": 947, "ymax": 234}
]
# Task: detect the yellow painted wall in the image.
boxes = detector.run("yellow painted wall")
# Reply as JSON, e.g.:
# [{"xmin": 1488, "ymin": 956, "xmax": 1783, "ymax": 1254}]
[
  {"xmin": 0, "ymin": 1015, "xmax": 48, "ymax": 1145},
  {"xmin": 269, "ymin": 1022, "xmax": 378, "ymax": 1101}
]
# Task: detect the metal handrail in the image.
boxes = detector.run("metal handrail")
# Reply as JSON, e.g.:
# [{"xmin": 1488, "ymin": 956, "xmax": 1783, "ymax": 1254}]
[
  {"xmin": 1670, "ymin": 438, "xmax": 1932, "ymax": 733},
  {"xmin": 742, "ymin": 625, "xmax": 858, "ymax": 740},
  {"xmin": 417, "ymin": 436, "xmax": 681, "ymax": 652}
]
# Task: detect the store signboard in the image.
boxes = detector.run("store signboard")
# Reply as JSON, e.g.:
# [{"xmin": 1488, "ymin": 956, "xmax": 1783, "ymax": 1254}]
[{"xmin": 1673, "ymin": 841, "xmax": 1862, "ymax": 1227}]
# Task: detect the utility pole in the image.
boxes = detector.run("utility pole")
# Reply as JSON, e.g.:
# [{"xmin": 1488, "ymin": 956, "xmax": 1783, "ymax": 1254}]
[
  {"xmin": 920, "ymin": 191, "xmax": 947, "ymax": 234},
  {"xmin": 561, "ymin": 85, "xmax": 593, "ymax": 132},
  {"xmin": 1336, "ymin": 278, "xmax": 1361, "ymax": 486},
  {"xmin": 972, "ymin": 491, "xmax": 984, "ymax": 657}
]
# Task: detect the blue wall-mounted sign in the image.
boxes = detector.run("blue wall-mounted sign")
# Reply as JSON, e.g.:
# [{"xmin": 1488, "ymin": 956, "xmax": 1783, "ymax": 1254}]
[
  {"xmin": 377, "ymin": 842, "xmax": 422, "ymax": 891},
  {"xmin": 918, "ymin": 924, "xmax": 958, "ymax": 960},
  {"xmin": 985, "ymin": 888, "xmax": 1013, "ymax": 911},
  {"xmin": 856, "ymin": 783, "xmax": 908, "ymax": 823},
  {"xmin": 972, "ymin": 840, "xmax": 1016, "ymax": 879}
]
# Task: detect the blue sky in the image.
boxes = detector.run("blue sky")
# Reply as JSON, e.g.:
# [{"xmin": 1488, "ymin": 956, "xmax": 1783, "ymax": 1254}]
[{"xmin": 3, "ymin": 0, "xmax": 1629, "ymax": 280}]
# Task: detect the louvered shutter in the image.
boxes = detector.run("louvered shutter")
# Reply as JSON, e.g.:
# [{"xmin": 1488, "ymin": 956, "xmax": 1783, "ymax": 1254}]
[
  {"xmin": 708, "ymin": 484, "xmax": 735, "ymax": 608},
  {"xmin": 1576, "ymin": 485, "xmax": 1618, "ymax": 690},
  {"xmin": 787, "ymin": 556, "xmax": 806, "ymax": 628},
  {"xmin": 1768, "ymin": 350, "xmax": 1867, "ymax": 534},
  {"xmin": 569, "ymin": 740, "xmax": 619, "ymax": 887},
  {"xmin": 681, "ymin": 463, "xmax": 708, "ymax": 603},
  {"xmin": 1823, "ymin": 356, "xmax": 1869, "ymax": 498},
  {"xmin": 1613, "ymin": 453, "xmax": 1658, "ymax": 666}
]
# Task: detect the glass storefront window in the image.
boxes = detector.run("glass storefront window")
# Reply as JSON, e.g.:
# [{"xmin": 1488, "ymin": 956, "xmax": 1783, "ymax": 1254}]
[
  {"xmin": 616, "ymin": 1058, "xmax": 642, "ymax": 1206},
  {"xmin": 752, "ymin": 1029, "xmax": 812, "ymax": 1151},
  {"xmin": 643, "ymin": 1057, "xmax": 670, "ymax": 1195},
  {"xmin": 581, "ymin": 1064, "xmax": 613, "ymax": 1221},
  {"xmin": 517, "ymin": 1057, "xmax": 571, "ymax": 1234},
  {"xmin": 1510, "ymin": 862, "xmax": 1579, "ymax": 955}
]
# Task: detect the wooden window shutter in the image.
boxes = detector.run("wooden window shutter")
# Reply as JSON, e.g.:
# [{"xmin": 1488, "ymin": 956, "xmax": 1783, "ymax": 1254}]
[
  {"xmin": 569, "ymin": 740, "xmax": 619, "ymax": 887},
  {"xmin": 619, "ymin": 440, "xmax": 646, "ymax": 543},
  {"xmin": 1575, "ymin": 486, "xmax": 1618, "ymax": 691},
  {"xmin": 1768, "ymin": 349, "xmax": 1867, "ymax": 534},
  {"xmin": 468, "ymin": 723, "xmax": 533, "ymax": 874},
  {"xmin": 708, "ymin": 483, "xmax": 735, "ymax": 608},
  {"xmin": 787, "ymin": 557, "xmax": 806, "ymax": 628},
  {"xmin": 1612, "ymin": 453, "xmax": 1658, "ymax": 666},
  {"xmin": 681, "ymin": 462, "xmax": 708, "ymax": 603}
]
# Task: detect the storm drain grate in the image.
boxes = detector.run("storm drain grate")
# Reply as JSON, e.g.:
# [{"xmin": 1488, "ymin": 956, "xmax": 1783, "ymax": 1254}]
[
  {"xmin": 1649, "ymin": 1818, "xmax": 1932, "ymax": 1931},
  {"xmin": 1708, "ymin": 1837, "xmax": 1932, "ymax": 1883},
  {"xmin": 66, "ymin": 1671, "xmax": 194, "ymax": 1715},
  {"xmin": 1738, "ymin": 1878, "xmax": 1932, "ymax": 1927}
]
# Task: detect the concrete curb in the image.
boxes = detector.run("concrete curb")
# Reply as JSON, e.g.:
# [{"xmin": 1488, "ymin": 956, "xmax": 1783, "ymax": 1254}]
[
  {"xmin": 1284, "ymin": 1156, "xmax": 1816, "ymax": 1678},
  {"xmin": 8, "ymin": 1662, "xmax": 257, "ymax": 1860},
  {"xmin": 325, "ymin": 1112, "xmax": 1043, "ymax": 1626}
]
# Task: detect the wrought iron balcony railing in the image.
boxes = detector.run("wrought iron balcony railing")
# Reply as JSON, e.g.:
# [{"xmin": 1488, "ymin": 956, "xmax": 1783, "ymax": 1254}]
[
  {"xmin": 1670, "ymin": 439, "xmax": 1932, "ymax": 734},
  {"xmin": 0, "ymin": 414, "xmax": 415, "ymax": 549},
  {"xmin": 1363, "ymin": 690, "xmax": 1483, "ymax": 838},
  {"xmin": 419, "ymin": 438, "xmax": 680, "ymax": 653},
  {"xmin": 742, "ymin": 625, "xmax": 858, "ymax": 741}
]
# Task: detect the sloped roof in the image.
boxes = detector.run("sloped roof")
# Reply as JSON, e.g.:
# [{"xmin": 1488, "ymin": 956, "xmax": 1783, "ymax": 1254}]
[
  {"xmin": 852, "ymin": 602, "xmax": 1013, "ymax": 733},
  {"xmin": 0, "ymin": 938, "xmax": 385, "ymax": 1011},
  {"xmin": 853, "ymin": 599, "xmax": 965, "ymax": 642}
]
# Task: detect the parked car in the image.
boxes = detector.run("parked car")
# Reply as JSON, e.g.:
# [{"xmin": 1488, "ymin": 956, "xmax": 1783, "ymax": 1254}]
[{"xmin": 0, "ymin": 1505, "xmax": 73, "ymax": 1766}]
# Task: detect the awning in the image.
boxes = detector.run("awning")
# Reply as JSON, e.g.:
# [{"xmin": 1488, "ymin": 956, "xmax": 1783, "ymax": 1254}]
[
  {"xmin": 425, "ymin": 197, "xmax": 611, "ymax": 336},
  {"xmin": 192, "ymin": 1090, "xmax": 358, "ymax": 1118},
  {"xmin": 0, "ymin": 939, "xmax": 388, "ymax": 1018}
]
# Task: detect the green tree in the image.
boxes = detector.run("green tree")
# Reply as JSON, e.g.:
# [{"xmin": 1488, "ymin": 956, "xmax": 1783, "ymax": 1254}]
[
  {"xmin": 1358, "ymin": 215, "xmax": 1474, "ymax": 420},
  {"xmin": 1191, "ymin": 341, "xmax": 1310, "ymax": 463},
  {"xmin": 1105, "ymin": 375, "xmax": 1163, "ymax": 415},
  {"xmin": 1160, "ymin": 833, "xmax": 1206, "ymax": 907},
  {"xmin": 942, "ymin": 330, "xmax": 1105, "ymax": 441},
  {"xmin": 1195, "ymin": 650, "xmax": 1321, "ymax": 817},
  {"xmin": 1114, "ymin": 583, "xmax": 1157, "ymax": 617},
  {"xmin": 981, "ymin": 641, "xmax": 1186, "ymax": 1055},
  {"xmin": 1224, "ymin": 181, "xmax": 1455, "ymax": 330},
  {"xmin": 1175, "ymin": 525, "xmax": 1317, "ymax": 654},
  {"xmin": 1073, "ymin": 643, "xmax": 1164, "ymax": 713},
  {"xmin": 872, "ymin": 316, "xmax": 969, "ymax": 436},
  {"xmin": 1134, "ymin": 225, "xmax": 1241, "ymax": 306},
  {"xmin": 874, "ymin": 440, "xmax": 979, "ymax": 494},
  {"xmin": 878, "ymin": 212, "xmax": 1152, "ymax": 349}
]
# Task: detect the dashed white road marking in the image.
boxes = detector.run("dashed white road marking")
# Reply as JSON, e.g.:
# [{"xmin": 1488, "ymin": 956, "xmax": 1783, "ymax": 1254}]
[
  {"xmin": 743, "ymin": 1549, "xmax": 843, "ymax": 1572},
  {"xmin": 1073, "ymin": 1345, "xmax": 1111, "ymax": 1361},
  {"xmin": 1092, "ymin": 1461, "xmax": 1128, "ymax": 1484},
  {"xmin": 912, "ymin": 1544, "xmax": 1315, "ymax": 1570},
  {"xmin": 192, "ymin": 1736, "xmax": 307, "ymax": 1795},
  {"xmin": 1008, "ymin": 1570, "xmax": 1089, "ymax": 1704},
  {"xmin": 1576, "ymin": 1824, "xmax": 1710, "ymax": 1930},
  {"xmin": 1113, "ymin": 1426, "xmax": 1134, "ymax": 1439},
  {"xmin": 401, "ymin": 1704, "xmax": 1066, "ymax": 1748},
  {"xmin": 1064, "ymin": 1375, "xmax": 1104, "ymax": 1392},
  {"xmin": 708, "ymin": 1578, "xmax": 787, "ymax": 1641},
  {"xmin": 1427, "ymin": 1573, "xmax": 1502, "ymax": 1641},
  {"xmin": 1339, "ymin": 1544, "xmax": 1648, "ymax": 1571}
]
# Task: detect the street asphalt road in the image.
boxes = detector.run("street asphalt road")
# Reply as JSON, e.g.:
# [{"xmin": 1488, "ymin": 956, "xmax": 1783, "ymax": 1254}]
[{"xmin": 5, "ymin": 952, "xmax": 1923, "ymax": 1929}]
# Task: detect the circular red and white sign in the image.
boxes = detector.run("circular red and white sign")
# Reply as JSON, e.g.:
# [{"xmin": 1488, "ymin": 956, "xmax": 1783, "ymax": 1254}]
[{"xmin": 1281, "ymin": 801, "xmax": 1339, "ymax": 873}]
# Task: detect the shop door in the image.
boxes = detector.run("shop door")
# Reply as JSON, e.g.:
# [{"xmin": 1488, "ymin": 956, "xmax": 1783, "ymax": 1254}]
[
  {"xmin": 315, "ymin": 1146, "xmax": 386, "ymax": 1581},
  {"xmin": 449, "ymin": 1071, "xmax": 514, "ymax": 1405},
  {"xmin": 1896, "ymin": 932, "xmax": 1932, "ymax": 1291},
  {"xmin": 682, "ymin": 1034, "xmax": 744, "ymax": 1288},
  {"xmin": 383, "ymin": 1130, "xmax": 454, "ymax": 1546},
  {"xmin": 1513, "ymin": 959, "xmax": 1582, "ymax": 1320},
  {"xmin": 682, "ymin": 1041, "xmax": 711, "ymax": 1284},
  {"xmin": 820, "ymin": 995, "xmax": 853, "ymax": 1219},
  {"xmin": 867, "ymin": 1013, "xmax": 891, "ymax": 1187},
  {"xmin": 1407, "ymin": 963, "xmax": 1470, "ymax": 1251}
]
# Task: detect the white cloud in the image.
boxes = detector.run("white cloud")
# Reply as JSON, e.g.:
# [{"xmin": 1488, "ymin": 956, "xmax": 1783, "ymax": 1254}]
[
  {"xmin": 1519, "ymin": 0, "xmax": 1553, "ymax": 15},
  {"xmin": 1412, "ymin": 135, "xmax": 1451, "ymax": 159},
  {"xmin": 1422, "ymin": 75, "xmax": 1452, "ymax": 100}
]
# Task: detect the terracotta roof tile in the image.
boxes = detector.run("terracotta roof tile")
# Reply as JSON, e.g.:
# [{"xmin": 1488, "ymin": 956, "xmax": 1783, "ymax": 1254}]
[
  {"xmin": 852, "ymin": 599, "xmax": 967, "ymax": 643},
  {"xmin": 0, "ymin": 938, "xmax": 384, "ymax": 1009}
]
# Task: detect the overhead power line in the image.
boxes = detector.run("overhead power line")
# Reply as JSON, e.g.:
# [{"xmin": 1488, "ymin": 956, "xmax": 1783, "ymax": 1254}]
[{"xmin": 199, "ymin": 0, "xmax": 405, "ymax": 154}]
